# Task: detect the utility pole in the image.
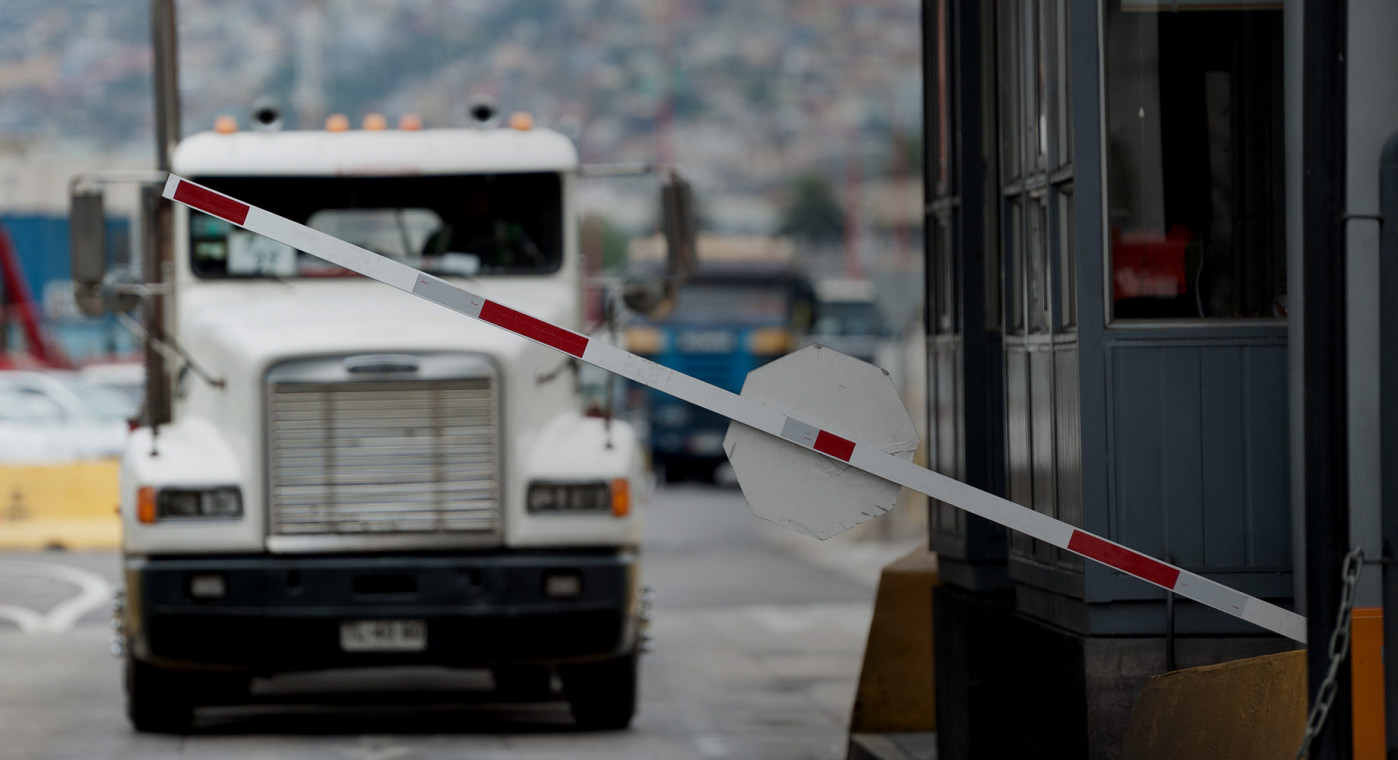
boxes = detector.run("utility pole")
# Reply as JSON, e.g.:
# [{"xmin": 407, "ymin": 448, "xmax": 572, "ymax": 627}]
[
  {"xmin": 293, "ymin": 0, "xmax": 327, "ymax": 129},
  {"xmin": 145, "ymin": 0, "xmax": 179, "ymax": 429},
  {"xmin": 1301, "ymin": 0, "xmax": 1352, "ymax": 757}
]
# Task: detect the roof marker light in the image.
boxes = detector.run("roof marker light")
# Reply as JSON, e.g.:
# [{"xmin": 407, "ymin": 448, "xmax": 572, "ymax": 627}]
[
  {"xmin": 325, "ymin": 114, "xmax": 350, "ymax": 132},
  {"xmin": 214, "ymin": 115, "xmax": 237, "ymax": 134},
  {"xmin": 509, "ymin": 111, "xmax": 534, "ymax": 131},
  {"xmin": 398, "ymin": 114, "xmax": 423, "ymax": 131},
  {"xmin": 363, "ymin": 113, "xmax": 387, "ymax": 131}
]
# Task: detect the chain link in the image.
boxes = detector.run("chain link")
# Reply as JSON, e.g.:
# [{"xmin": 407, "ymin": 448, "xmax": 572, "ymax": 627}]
[{"xmin": 1295, "ymin": 546, "xmax": 1365, "ymax": 759}]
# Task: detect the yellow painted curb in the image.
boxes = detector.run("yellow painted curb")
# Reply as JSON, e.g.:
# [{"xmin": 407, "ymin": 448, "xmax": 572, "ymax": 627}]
[
  {"xmin": 849, "ymin": 545, "xmax": 939, "ymax": 733},
  {"xmin": 0, "ymin": 461, "xmax": 121, "ymax": 550},
  {"xmin": 1120, "ymin": 649, "xmax": 1306, "ymax": 760}
]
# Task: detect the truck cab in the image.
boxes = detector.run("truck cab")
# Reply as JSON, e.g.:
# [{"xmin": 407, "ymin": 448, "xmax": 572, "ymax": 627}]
[
  {"xmin": 623, "ymin": 245, "xmax": 815, "ymax": 482},
  {"xmin": 111, "ymin": 120, "xmax": 650, "ymax": 731}
]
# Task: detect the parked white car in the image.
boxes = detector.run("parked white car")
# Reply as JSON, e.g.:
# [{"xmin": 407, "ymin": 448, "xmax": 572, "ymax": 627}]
[
  {"xmin": 77, "ymin": 362, "xmax": 145, "ymax": 417},
  {"xmin": 0, "ymin": 370, "xmax": 132, "ymax": 463}
]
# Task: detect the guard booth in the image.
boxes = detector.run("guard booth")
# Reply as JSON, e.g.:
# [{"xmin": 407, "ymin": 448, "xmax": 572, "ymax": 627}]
[{"xmin": 923, "ymin": 1, "xmax": 1298, "ymax": 756}]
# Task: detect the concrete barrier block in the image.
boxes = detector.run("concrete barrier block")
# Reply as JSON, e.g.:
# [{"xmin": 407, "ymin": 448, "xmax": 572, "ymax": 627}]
[
  {"xmin": 1120, "ymin": 649, "xmax": 1305, "ymax": 760},
  {"xmin": 849, "ymin": 545, "xmax": 939, "ymax": 733},
  {"xmin": 0, "ymin": 460, "xmax": 121, "ymax": 549}
]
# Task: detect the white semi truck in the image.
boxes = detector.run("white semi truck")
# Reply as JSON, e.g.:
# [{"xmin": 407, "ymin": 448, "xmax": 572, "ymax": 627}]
[{"xmin": 71, "ymin": 100, "xmax": 691, "ymax": 732}]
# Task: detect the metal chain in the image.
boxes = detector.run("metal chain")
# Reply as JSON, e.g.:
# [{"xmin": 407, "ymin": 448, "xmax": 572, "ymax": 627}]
[{"xmin": 1296, "ymin": 546, "xmax": 1365, "ymax": 759}]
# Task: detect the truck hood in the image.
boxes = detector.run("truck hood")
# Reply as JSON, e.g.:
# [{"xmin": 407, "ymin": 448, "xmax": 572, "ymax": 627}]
[{"xmin": 180, "ymin": 278, "xmax": 577, "ymax": 371}]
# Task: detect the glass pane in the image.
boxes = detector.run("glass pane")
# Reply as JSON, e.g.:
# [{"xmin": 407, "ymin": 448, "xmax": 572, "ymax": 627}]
[
  {"xmin": 1057, "ymin": 0, "xmax": 1073, "ymax": 166},
  {"xmin": 985, "ymin": 211, "xmax": 1003, "ymax": 331},
  {"xmin": 1032, "ymin": 0, "xmax": 1048, "ymax": 169},
  {"xmin": 940, "ymin": 217, "xmax": 955, "ymax": 332},
  {"xmin": 932, "ymin": 215, "xmax": 956, "ymax": 334},
  {"xmin": 1028, "ymin": 197, "xmax": 1050, "ymax": 333},
  {"xmin": 1008, "ymin": 198, "xmax": 1025, "ymax": 333},
  {"xmin": 935, "ymin": 0, "xmax": 951, "ymax": 190},
  {"xmin": 1104, "ymin": 1, "xmax": 1286, "ymax": 319},
  {"xmin": 998, "ymin": 0, "xmax": 1022, "ymax": 182},
  {"xmin": 1058, "ymin": 187, "xmax": 1076, "ymax": 329}
]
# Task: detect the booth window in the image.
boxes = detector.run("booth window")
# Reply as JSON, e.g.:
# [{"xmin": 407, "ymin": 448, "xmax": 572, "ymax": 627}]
[
  {"xmin": 999, "ymin": 0, "xmax": 1073, "ymax": 335},
  {"xmin": 1104, "ymin": 1, "xmax": 1286, "ymax": 321}
]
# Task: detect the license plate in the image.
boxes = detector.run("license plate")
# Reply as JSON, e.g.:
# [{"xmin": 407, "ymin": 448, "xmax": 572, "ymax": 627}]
[{"xmin": 339, "ymin": 620, "xmax": 427, "ymax": 652}]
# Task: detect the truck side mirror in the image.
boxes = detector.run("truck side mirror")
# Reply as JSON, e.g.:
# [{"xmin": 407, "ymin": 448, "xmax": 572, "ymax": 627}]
[
  {"xmin": 69, "ymin": 187, "xmax": 109, "ymax": 317},
  {"xmin": 100, "ymin": 266, "xmax": 144, "ymax": 315},
  {"xmin": 620, "ymin": 274, "xmax": 673, "ymax": 320},
  {"xmin": 660, "ymin": 174, "xmax": 696, "ymax": 280}
]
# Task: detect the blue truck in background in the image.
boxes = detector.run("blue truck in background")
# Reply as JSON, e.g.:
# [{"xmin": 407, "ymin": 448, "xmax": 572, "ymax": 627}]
[
  {"xmin": 0, "ymin": 214, "xmax": 136, "ymax": 362},
  {"xmin": 623, "ymin": 260, "xmax": 815, "ymax": 482}
]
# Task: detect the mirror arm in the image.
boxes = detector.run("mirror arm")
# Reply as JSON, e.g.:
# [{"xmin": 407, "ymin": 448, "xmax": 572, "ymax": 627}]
[
  {"xmin": 109, "ymin": 282, "xmax": 171, "ymax": 298},
  {"xmin": 114, "ymin": 311, "xmax": 225, "ymax": 390},
  {"xmin": 69, "ymin": 171, "xmax": 169, "ymax": 195},
  {"xmin": 578, "ymin": 162, "xmax": 665, "ymax": 178}
]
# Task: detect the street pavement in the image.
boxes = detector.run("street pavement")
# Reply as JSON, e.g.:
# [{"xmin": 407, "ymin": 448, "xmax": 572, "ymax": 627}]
[{"xmin": 0, "ymin": 482, "xmax": 918, "ymax": 760}]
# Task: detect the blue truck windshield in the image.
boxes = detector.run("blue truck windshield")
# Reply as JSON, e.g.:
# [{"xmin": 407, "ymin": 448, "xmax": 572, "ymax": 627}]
[
  {"xmin": 666, "ymin": 280, "xmax": 793, "ymax": 323},
  {"xmin": 188, "ymin": 173, "xmax": 562, "ymax": 278}
]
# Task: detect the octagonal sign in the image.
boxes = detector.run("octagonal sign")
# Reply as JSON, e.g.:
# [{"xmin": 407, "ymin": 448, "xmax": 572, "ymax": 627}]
[{"xmin": 723, "ymin": 345, "xmax": 919, "ymax": 539}]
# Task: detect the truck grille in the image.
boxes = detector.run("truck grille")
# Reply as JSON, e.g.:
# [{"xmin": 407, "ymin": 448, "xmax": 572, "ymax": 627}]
[{"xmin": 267, "ymin": 379, "xmax": 500, "ymax": 538}]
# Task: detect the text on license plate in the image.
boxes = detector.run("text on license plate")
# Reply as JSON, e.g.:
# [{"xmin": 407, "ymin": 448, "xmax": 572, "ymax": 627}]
[{"xmin": 340, "ymin": 620, "xmax": 427, "ymax": 652}]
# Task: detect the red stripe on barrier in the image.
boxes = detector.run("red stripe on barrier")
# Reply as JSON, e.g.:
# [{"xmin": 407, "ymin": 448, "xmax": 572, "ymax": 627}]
[
  {"xmin": 1067, "ymin": 530, "xmax": 1180, "ymax": 589},
  {"xmin": 813, "ymin": 430, "xmax": 856, "ymax": 462},
  {"xmin": 173, "ymin": 181, "xmax": 249, "ymax": 225},
  {"xmin": 478, "ymin": 300, "xmax": 589, "ymax": 357}
]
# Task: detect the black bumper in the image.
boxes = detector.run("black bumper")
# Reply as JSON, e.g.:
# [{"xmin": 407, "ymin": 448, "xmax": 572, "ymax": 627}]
[{"xmin": 126, "ymin": 549, "xmax": 638, "ymax": 672}]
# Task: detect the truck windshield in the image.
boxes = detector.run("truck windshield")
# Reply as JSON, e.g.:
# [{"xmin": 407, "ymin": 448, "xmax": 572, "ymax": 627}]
[
  {"xmin": 668, "ymin": 281, "xmax": 793, "ymax": 322},
  {"xmin": 812, "ymin": 301, "xmax": 887, "ymax": 337},
  {"xmin": 661, "ymin": 271, "xmax": 815, "ymax": 330},
  {"xmin": 188, "ymin": 173, "xmax": 562, "ymax": 278}
]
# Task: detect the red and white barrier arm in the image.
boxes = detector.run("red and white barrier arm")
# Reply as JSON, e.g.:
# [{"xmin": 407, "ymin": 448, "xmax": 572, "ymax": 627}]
[{"xmin": 163, "ymin": 175, "xmax": 1307, "ymax": 644}]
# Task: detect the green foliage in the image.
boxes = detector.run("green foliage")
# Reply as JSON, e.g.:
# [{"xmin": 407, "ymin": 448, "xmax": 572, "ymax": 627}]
[
  {"xmin": 743, "ymin": 75, "xmax": 772, "ymax": 107},
  {"xmin": 891, "ymin": 131, "xmax": 923, "ymax": 176},
  {"xmin": 776, "ymin": 173, "xmax": 844, "ymax": 243}
]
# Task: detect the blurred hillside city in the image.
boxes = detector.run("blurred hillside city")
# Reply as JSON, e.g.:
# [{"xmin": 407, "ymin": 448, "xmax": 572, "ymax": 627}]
[
  {"xmin": 0, "ymin": 0, "xmax": 924, "ymax": 343},
  {"xmin": 1, "ymin": 2, "xmax": 920, "ymax": 246}
]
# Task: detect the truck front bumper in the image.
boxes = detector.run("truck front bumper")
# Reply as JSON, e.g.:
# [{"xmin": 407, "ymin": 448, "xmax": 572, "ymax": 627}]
[{"xmin": 125, "ymin": 549, "xmax": 638, "ymax": 672}]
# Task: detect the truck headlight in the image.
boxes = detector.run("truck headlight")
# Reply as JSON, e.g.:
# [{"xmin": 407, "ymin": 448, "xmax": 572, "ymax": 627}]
[
  {"xmin": 624, "ymin": 326, "xmax": 665, "ymax": 355},
  {"xmin": 138, "ymin": 486, "xmax": 243, "ymax": 523},
  {"xmin": 527, "ymin": 480, "xmax": 629, "ymax": 517},
  {"xmin": 747, "ymin": 327, "xmax": 793, "ymax": 355}
]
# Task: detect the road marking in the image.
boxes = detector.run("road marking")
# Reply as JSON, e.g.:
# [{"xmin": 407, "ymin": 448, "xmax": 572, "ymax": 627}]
[
  {"xmin": 0, "ymin": 562, "xmax": 112, "ymax": 635},
  {"xmin": 0, "ymin": 604, "xmax": 44, "ymax": 634},
  {"xmin": 694, "ymin": 734, "xmax": 732, "ymax": 758},
  {"xmin": 748, "ymin": 604, "xmax": 856, "ymax": 635},
  {"xmin": 162, "ymin": 175, "xmax": 1309, "ymax": 644}
]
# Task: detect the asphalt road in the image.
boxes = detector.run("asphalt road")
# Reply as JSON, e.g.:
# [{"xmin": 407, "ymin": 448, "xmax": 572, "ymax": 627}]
[{"xmin": 0, "ymin": 483, "xmax": 909, "ymax": 760}]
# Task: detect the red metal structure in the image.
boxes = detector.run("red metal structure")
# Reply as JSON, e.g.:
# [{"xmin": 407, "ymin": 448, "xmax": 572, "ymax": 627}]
[{"xmin": 0, "ymin": 223, "xmax": 73, "ymax": 370}]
